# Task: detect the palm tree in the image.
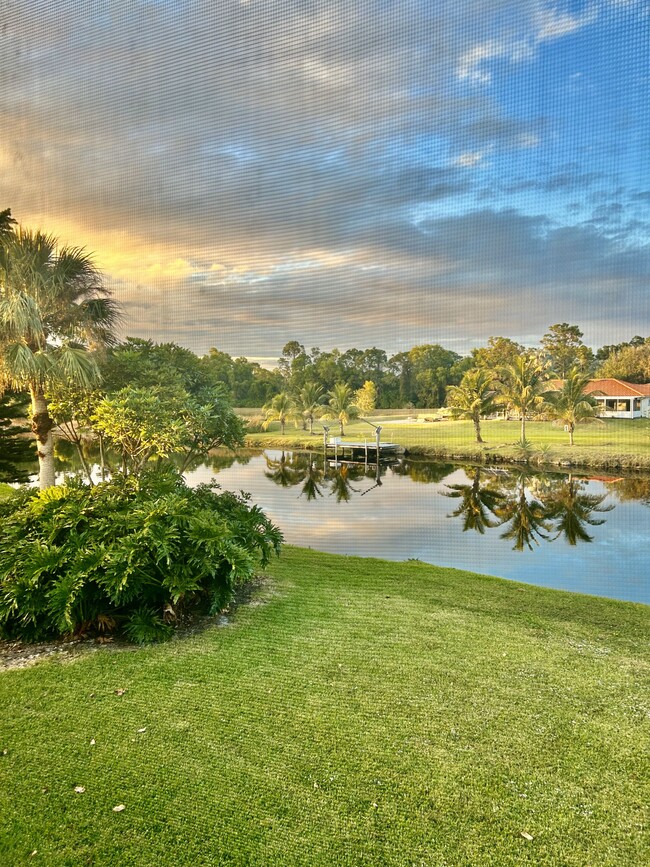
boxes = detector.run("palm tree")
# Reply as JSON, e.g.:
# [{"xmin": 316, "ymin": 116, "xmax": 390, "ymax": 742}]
[
  {"xmin": 262, "ymin": 392, "xmax": 295, "ymax": 435},
  {"xmin": 324, "ymin": 383, "xmax": 359, "ymax": 436},
  {"xmin": 446, "ymin": 368, "xmax": 499, "ymax": 443},
  {"xmin": 498, "ymin": 354, "xmax": 549, "ymax": 442},
  {"xmin": 546, "ymin": 368, "xmax": 602, "ymax": 446},
  {"xmin": 0, "ymin": 226, "xmax": 120, "ymax": 488},
  {"xmin": 296, "ymin": 382, "xmax": 324, "ymax": 434}
]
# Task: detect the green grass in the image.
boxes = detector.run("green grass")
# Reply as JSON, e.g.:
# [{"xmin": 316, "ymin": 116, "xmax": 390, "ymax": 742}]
[
  {"xmin": 0, "ymin": 483, "xmax": 16, "ymax": 500},
  {"xmin": 1, "ymin": 547, "xmax": 648, "ymax": 865},
  {"xmin": 247, "ymin": 416, "xmax": 650, "ymax": 469}
]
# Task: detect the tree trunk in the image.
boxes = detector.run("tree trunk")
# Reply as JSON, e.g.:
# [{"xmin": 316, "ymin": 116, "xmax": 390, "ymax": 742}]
[
  {"xmin": 569, "ymin": 424, "xmax": 574, "ymax": 446},
  {"xmin": 339, "ymin": 420, "xmax": 344, "ymax": 436},
  {"xmin": 280, "ymin": 420, "xmax": 285, "ymax": 435},
  {"xmin": 30, "ymin": 388, "xmax": 56, "ymax": 490},
  {"xmin": 473, "ymin": 414, "xmax": 483, "ymax": 443},
  {"xmin": 520, "ymin": 413, "xmax": 526, "ymax": 442}
]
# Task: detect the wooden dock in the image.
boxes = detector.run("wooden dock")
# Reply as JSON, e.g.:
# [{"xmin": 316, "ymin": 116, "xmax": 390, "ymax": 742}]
[{"xmin": 325, "ymin": 439, "xmax": 405, "ymax": 461}]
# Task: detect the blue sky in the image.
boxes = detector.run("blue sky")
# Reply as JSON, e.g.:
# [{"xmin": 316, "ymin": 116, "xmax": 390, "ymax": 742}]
[{"xmin": 1, "ymin": 0, "xmax": 648, "ymax": 360}]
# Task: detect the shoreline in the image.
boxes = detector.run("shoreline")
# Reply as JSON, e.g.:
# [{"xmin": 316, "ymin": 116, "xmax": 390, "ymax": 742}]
[{"xmin": 244, "ymin": 434, "xmax": 650, "ymax": 472}]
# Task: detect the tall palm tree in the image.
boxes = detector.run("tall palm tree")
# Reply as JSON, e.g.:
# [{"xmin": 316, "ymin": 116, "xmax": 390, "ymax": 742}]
[
  {"xmin": 296, "ymin": 382, "xmax": 324, "ymax": 434},
  {"xmin": 0, "ymin": 226, "xmax": 120, "ymax": 488},
  {"xmin": 324, "ymin": 383, "xmax": 359, "ymax": 436},
  {"xmin": 262, "ymin": 392, "xmax": 295, "ymax": 435},
  {"xmin": 546, "ymin": 368, "xmax": 602, "ymax": 446},
  {"xmin": 446, "ymin": 368, "xmax": 498, "ymax": 443},
  {"xmin": 498, "ymin": 354, "xmax": 549, "ymax": 442}
]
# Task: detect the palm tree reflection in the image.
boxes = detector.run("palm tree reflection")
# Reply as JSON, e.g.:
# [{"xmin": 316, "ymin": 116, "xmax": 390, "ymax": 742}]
[
  {"xmin": 445, "ymin": 466, "xmax": 613, "ymax": 551},
  {"xmin": 542, "ymin": 475, "xmax": 613, "ymax": 545},
  {"xmin": 445, "ymin": 467, "xmax": 504, "ymax": 534}
]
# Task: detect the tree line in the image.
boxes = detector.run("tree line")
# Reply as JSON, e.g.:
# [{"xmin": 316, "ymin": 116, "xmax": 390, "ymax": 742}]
[{"xmin": 205, "ymin": 328, "xmax": 650, "ymax": 410}]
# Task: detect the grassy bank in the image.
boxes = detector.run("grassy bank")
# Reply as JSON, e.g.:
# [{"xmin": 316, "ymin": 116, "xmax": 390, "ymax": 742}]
[
  {"xmin": 246, "ymin": 417, "xmax": 650, "ymax": 470},
  {"xmin": 1, "ymin": 547, "xmax": 648, "ymax": 865}
]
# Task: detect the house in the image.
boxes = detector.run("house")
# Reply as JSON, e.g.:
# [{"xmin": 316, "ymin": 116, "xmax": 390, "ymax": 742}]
[{"xmin": 584, "ymin": 379, "xmax": 650, "ymax": 419}]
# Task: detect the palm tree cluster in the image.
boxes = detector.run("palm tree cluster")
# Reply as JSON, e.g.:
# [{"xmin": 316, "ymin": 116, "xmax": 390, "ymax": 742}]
[
  {"xmin": 446, "ymin": 355, "xmax": 601, "ymax": 446},
  {"xmin": 262, "ymin": 381, "xmax": 361, "ymax": 437}
]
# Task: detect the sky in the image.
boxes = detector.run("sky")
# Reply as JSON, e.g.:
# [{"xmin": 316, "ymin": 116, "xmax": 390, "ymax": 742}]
[{"xmin": 1, "ymin": 0, "xmax": 649, "ymax": 363}]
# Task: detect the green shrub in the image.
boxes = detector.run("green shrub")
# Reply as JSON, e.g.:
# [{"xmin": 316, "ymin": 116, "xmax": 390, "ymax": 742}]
[{"xmin": 0, "ymin": 469, "xmax": 282, "ymax": 643}]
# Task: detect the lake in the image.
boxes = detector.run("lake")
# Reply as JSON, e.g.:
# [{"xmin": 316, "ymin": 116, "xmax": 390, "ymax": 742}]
[{"xmin": 185, "ymin": 449, "xmax": 650, "ymax": 605}]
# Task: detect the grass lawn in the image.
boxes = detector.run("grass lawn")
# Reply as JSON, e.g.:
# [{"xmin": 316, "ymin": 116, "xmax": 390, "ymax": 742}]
[
  {"xmin": 247, "ymin": 417, "xmax": 650, "ymax": 469},
  {"xmin": 0, "ymin": 483, "xmax": 16, "ymax": 499},
  {"xmin": 1, "ymin": 547, "xmax": 648, "ymax": 865}
]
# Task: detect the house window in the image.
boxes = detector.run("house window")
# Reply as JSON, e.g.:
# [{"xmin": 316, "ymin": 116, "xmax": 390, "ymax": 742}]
[
  {"xmin": 616, "ymin": 399, "xmax": 630, "ymax": 412},
  {"xmin": 605, "ymin": 399, "xmax": 617, "ymax": 411},
  {"xmin": 634, "ymin": 398, "xmax": 641, "ymax": 411}
]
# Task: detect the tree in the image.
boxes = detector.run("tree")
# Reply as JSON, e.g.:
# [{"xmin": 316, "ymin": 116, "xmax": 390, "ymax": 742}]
[
  {"xmin": 324, "ymin": 383, "xmax": 359, "ymax": 436},
  {"xmin": 91, "ymin": 385, "xmax": 245, "ymax": 476},
  {"xmin": 472, "ymin": 337, "xmax": 525, "ymax": 371},
  {"xmin": 354, "ymin": 380, "xmax": 377, "ymax": 415},
  {"xmin": 408, "ymin": 344, "xmax": 462, "ymax": 407},
  {"xmin": 497, "ymin": 354, "xmax": 549, "ymax": 442},
  {"xmin": 0, "ymin": 391, "xmax": 34, "ymax": 483},
  {"xmin": 0, "ymin": 226, "xmax": 120, "ymax": 488},
  {"xmin": 446, "ymin": 368, "xmax": 499, "ymax": 443},
  {"xmin": 596, "ymin": 341, "xmax": 650, "ymax": 383},
  {"xmin": 92, "ymin": 387, "xmax": 189, "ymax": 476},
  {"xmin": 296, "ymin": 382, "xmax": 324, "ymax": 434},
  {"xmin": 541, "ymin": 323, "xmax": 593, "ymax": 378},
  {"xmin": 546, "ymin": 368, "xmax": 602, "ymax": 445},
  {"xmin": 262, "ymin": 392, "xmax": 295, "ymax": 435}
]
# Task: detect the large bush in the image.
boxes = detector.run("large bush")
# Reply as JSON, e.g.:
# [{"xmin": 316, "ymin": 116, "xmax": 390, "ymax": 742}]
[{"xmin": 0, "ymin": 470, "xmax": 281, "ymax": 643}]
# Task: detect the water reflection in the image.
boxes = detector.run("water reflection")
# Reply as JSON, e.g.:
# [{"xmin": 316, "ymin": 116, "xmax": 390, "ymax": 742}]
[
  {"xmin": 444, "ymin": 468, "xmax": 504, "ymax": 535},
  {"xmin": 444, "ymin": 468, "xmax": 612, "ymax": 550},
  {"xmin": 258, "ymin": 456, "xmax": 618, "ymax": 553}
]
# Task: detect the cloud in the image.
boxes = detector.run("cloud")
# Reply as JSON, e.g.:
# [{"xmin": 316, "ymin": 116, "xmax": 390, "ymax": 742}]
[{"xmin": 0, "ymin": 0, "xmax": 647, "ymax": 358}]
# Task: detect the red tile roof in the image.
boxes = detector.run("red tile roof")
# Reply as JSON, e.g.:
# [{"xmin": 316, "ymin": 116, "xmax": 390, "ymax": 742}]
[
  {"xmin": 546, "ymin": 378, "xmax": 650, "ymax": 397},
  {"xmin": 584, "ymin": 379, "xmax": 650, "ymax": 397}
]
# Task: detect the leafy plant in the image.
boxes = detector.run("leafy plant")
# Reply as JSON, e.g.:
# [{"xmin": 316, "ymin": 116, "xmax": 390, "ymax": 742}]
[{"xmin": 0, "ymin": 469, "xmax": 282, "ymax": 643}]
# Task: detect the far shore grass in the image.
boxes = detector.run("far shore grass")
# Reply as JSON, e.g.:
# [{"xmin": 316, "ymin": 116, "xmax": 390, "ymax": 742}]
[
  {"xmin": 245, "ymin": 415, "xmax": 650, "ymax": 470},
  {"xmin": 1, "ymin": 547, "xmax": 648, "ymax": 865}
]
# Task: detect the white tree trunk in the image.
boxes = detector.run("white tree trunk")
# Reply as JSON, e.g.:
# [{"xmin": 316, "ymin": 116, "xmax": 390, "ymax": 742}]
[{"xmin": 30, "ymin": 389, "xmax": 56, "ymax": 490}]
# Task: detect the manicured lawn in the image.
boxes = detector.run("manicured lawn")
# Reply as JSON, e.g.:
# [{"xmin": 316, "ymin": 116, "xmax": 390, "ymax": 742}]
[
  {"xmin": 1, "ymin": 547, "xmax": 648, "ymax": 865},
  {"xmin": 247, "ymin": 417, "xmax": 650, "ymax": 469}
]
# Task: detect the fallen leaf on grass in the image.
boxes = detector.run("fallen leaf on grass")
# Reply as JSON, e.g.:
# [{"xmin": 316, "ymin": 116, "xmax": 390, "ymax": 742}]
[
  {"xmin": 521, "ymin": 831, "xmax": 534, "ymax": 841},
  {"xmin": 90, "ymin": 739, "xmax": 96, "ymax": 746},
  {"xmin": 136, "ymin": 728, "xmax": 146, "ymax": 734},
  {"xmin": 114, "ymin": 688, "xmax": 127, "ymax": 696},
  {"xmin": 30, "ymin": 850, "xmax": 37, "ymax": 857},
  {"xmin": 74, "ymin": 786, "xmax": 85, "ymax": 794},
  {"xmin": 112, "ymin": 804, "xmax": 126, "ymax": 812}
]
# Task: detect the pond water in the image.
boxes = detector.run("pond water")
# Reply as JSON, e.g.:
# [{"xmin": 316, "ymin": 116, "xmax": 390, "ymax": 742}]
[{"xmin": 185, "ymin": 450, "xmax": 650, "ymax": 605}]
